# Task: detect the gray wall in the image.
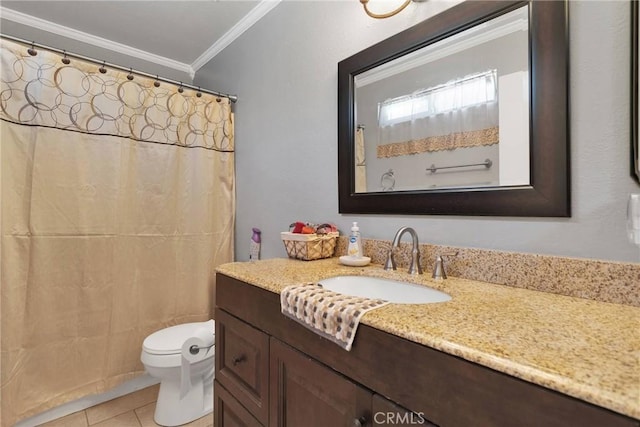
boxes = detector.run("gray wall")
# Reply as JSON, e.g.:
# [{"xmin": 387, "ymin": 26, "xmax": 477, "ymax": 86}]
[{"xmin": 195, "ymin": 1, "xmax": 640, "ymax": 263}]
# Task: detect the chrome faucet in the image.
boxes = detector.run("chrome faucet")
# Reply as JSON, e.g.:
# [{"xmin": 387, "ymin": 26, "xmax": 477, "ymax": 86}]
[{"xmin": 384, "ymin": 227, "xmax": 423, "ymax": 275}]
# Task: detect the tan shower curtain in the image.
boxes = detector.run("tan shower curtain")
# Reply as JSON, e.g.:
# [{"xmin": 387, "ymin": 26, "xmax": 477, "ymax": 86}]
[{"xmin": 0, "ymin": 39, "xmax": 235, "ymax": 426}]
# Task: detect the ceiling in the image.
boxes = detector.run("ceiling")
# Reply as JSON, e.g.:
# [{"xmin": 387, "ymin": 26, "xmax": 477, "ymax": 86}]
[{"xmin": 0, "ymin": 1, "xmax": 279, "ymax": 79}]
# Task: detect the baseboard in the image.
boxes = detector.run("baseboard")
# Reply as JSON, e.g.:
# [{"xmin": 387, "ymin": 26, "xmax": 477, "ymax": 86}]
[{"xmin": 14, "ymin": 375, "xmax": 160, "ymax": 427}]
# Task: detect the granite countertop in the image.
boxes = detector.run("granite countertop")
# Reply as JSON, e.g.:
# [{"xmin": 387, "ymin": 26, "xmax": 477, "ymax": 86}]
[{"xmin": 216, "ymin": 258, "xmax": 640, "ymax": 420}]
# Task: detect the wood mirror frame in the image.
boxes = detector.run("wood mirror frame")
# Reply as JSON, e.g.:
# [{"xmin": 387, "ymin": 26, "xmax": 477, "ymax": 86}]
[
  {"xmin": 337, "ymin": 0, "xmax": 570, "ymax": 216},
  {"xmin": 632, "ymin": 0, "xmax": 640, "ymax": 184}
]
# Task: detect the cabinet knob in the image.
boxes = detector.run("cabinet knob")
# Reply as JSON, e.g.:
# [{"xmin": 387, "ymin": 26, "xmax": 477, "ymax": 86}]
[
  {"xmin": 232, "ymin": 354, "xmax": 246, "ymax": 366},
  {"xmin": 353, "ymin": 416, "xmax": 367, "ymax": 427}
]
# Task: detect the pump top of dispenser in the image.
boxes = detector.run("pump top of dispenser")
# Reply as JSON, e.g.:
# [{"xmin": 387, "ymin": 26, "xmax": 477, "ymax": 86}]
[{"xmin": 351, "ymin": 222, "xmax": 359, "ymax": 232}]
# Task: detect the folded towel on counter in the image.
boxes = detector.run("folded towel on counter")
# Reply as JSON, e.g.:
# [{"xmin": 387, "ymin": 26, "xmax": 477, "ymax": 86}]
[{"xmin": 280, "ymin": 283, "xmax": 389, "ymax": 351}]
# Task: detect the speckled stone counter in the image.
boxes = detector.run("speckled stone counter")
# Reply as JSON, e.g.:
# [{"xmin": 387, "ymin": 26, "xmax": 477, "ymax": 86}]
[
  {"xmin": 336, "ymin": 237, "xmax": 640, "ymax": 306},
  {"xmin": 216, "ymin": 258, "xmax": 640, "ymax": 420}
]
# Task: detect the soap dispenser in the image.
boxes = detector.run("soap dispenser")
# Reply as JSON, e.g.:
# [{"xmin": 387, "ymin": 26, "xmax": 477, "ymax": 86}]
[{"xmin": 347, "ymin": 222, "xmax": 363, "ymax": 258}]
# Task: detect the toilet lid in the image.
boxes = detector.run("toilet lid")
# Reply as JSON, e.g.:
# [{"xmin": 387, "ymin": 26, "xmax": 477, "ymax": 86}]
[{"xmin": 143, "ymin": 321, "xmax": 215, "ymax": 355}]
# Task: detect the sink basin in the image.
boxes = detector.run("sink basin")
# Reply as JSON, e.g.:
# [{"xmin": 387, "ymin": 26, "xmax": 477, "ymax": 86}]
[{"xmin": 318, "ymin": 275, "xmax": 451, "ymax": 304}]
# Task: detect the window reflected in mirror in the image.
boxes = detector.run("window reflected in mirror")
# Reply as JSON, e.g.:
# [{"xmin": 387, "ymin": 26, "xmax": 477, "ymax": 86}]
[{"xmin": 354, "ymin": 5, "xmax": 529, "ymax": 193}]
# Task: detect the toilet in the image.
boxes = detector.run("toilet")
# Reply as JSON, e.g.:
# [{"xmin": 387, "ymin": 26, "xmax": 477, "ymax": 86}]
[{"xmin": 141, "ymin": 320, "xmax": 215, "ymax": 426}]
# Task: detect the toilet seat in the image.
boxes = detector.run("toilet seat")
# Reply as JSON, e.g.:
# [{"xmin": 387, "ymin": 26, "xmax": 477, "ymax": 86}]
[{"xmin": 143, "ymin": 321, "xmax": 215, "ymax": 355}]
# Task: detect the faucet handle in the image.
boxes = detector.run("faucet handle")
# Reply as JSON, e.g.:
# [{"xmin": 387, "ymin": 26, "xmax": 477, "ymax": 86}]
[
  {"xmin": 431, "ymin": 251, "xmax": 459, "ymax": 280},
  {"xmin": 383, "ymin": 253, "xmax": 396, "ymax": 271},
  {"xmin": 432, "ymin": 256, "xmax": 446, "ymax": 280},
  {"xmin": 383, "ymin": 246, "xmax": 396, "ymax": 271}
]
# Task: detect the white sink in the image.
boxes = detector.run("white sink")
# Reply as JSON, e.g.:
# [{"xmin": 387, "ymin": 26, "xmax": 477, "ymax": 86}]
[{"xmin": 318, "ymin": 275, "xmax": 451, "ymax": 304}]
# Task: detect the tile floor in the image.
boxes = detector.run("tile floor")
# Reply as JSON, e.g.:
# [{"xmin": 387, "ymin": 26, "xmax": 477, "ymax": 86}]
[{"xmin": 39, "ymin": 385, "xmax": 213, "ymax": 427}]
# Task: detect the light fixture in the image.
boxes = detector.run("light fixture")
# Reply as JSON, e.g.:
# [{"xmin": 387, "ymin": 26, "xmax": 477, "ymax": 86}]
[{"xmin": 359, "ymin": 0, "xmax": 422, "ymax": 19}]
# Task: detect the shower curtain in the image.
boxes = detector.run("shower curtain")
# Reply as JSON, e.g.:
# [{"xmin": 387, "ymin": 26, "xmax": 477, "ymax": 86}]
[
  {"xmin": 0, "ymin": 39, "xmax": 235, "ymax": 426},
  {"xmin": 355, "ymin": 127, "xmax": 367, "ymax": 192}
]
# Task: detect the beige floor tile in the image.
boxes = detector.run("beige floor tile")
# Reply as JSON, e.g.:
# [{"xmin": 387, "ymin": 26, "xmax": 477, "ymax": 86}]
[
  {"xmin": 86, "ymin": 385, "xmax": 159, "ymax": 425},
  {"xmin": 183, "ymin": 412, "xmax": 214, "ymax": 427},
  {"xmin": 134, "ymin": 402, "xmax": 213, "ymax": 427},
  {"xmin": 91, "ymin": 411, "xmax": 141, "ymax": 427},
  {"xmin": 39, "ymin": 411, "xmax": 88, "ymax": 427},
  {"xmin": 133, "ymin": 403, "xmax": 158, "ymax": 427}
]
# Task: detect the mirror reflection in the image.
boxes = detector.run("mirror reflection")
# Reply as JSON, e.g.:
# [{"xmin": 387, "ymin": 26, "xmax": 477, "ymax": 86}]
[{"xmin": 354, "ymin": 5, "xmax": 529, "ymax": 193}]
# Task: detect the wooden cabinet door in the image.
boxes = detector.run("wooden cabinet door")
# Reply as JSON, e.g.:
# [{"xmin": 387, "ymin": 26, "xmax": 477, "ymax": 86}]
[
  {"xmin": 215, "ymin": 381, "xmax": 262, "ymax": 427},
  {"xmin": 269, "ymin": 338, "xmax": 371, "ymax": 427}
]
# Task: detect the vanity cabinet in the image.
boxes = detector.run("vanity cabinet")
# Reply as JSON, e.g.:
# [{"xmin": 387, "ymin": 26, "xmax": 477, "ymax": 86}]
[
  {"xmin": 216, "ymin": 311, "xmax": 429, "ymax": 427},
  {"xmin": 269, "ymin": 337, "xmax": 372, "ymax": 426},
  {"xmin": 214, "ymin": 381, "xmax": 261, "ymax": 427},
  {"xmin": 214, "ymin": 273, "xmax": 638, "ymax": 427},
  {"xmin": 215, "ymin": 309, "xmax": 269, "ymax": 425}
]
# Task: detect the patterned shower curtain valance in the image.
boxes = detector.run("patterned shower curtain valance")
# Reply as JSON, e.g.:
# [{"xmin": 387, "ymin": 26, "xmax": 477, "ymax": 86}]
[{"xmin": 0, "ymin": 39, "xmax": 234, "ymax": 152}]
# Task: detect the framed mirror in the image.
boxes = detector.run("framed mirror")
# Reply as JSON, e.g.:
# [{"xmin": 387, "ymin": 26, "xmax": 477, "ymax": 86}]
[
  {"xmin": 632, "ymin": 0, "xmax": 640, "ymax": 184},
  {"xmin": 338, "ymin": 0, "xmax": 570, "ymax": 216}
]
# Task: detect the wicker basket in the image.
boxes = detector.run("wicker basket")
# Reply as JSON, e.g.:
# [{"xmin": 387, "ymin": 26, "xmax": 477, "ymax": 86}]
[{"xmin": 280, "ymin": 232, "xmax": 339, "ymax": 261}]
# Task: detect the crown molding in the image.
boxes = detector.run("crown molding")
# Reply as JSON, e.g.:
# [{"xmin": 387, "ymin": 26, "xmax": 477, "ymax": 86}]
[
  {"xmin": 191, "ymin": 0, "xmax": 281, "ymax": 72},
  {"xmin": 0, "ymin": 5, "xmax": 195, "ymax": 79}
]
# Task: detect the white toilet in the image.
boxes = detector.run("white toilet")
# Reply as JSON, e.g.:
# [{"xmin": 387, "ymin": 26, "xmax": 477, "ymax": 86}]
[{"xmin": 141, "ymin": 320, "xmax": 215, "ymax": 426}]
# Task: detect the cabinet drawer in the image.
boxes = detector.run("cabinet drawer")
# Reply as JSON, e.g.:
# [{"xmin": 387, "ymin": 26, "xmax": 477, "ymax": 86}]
[
  {"xmin": 216, "ymin": 308, "xmax": 269, "ymax": 425},
  {"xmin": 215, "ymin": 381, "xmax": 262, "ymax": 427}
]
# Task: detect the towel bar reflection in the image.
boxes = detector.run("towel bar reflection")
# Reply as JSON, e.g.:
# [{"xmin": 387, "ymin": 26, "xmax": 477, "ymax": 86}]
[
  {"xmin": 427, "ymin": 158, "xmax": 492, "ymax": 174},
  {"xmin": 380, "ymin": 169, "xmax": 395, "ymax": 191}
]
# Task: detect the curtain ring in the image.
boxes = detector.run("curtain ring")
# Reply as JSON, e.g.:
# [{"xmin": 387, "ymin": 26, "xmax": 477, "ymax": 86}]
[
  {"xmin": 99, "ymin": 61, "xmax": 107, "ymax": 74},
  {"xmin": 127, "ymin": 68, "xmax": 134, "ymax": 81},
  {"xmin": 61, "ymin": 50, "xmax": 71, "ymax": 64},
  {"xmin": 27, "ymin": 41, "xmax": 37, "ymax": 56},
  {"xmin": 154, "ymin": 75, "xmax": 160, "ymax": 88}
]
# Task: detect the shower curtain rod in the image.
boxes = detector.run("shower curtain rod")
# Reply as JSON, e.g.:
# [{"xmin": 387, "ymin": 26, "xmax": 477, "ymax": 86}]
[{"xmin": 0, "ymin": 33, "xmax": 238, "ymax": 103}]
